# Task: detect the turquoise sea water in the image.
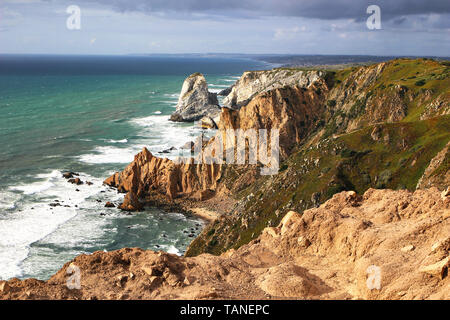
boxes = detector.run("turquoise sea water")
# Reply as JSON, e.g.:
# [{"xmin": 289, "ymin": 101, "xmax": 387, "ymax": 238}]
[{"xmin": 0, "ymin": 55, "xmax": 267, "ymax": 280}]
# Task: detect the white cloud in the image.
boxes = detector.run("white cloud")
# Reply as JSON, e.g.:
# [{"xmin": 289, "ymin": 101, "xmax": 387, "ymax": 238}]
[
  {"xmin": 0, "ymin": 7, "xmax": 23, "ymax": 30},
  {"xmin": 273, "ymin": 26, "xmax": 307, "ymax": 40}
]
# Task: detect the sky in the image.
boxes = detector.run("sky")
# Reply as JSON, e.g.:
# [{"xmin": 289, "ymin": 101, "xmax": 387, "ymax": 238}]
[{"xmin": 0, "ymin": 0, "xmax": 449, "ymax": 56}]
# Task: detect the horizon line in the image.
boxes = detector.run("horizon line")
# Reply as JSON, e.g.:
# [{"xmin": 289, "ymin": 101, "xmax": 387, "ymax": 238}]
[{"xmin": 0, "ymin": 53, "xmax": 449, "ymax": 59}]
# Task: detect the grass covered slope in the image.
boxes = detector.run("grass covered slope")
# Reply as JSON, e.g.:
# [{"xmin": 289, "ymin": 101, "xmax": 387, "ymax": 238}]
[
  {"xmin": 324, "ymin": 58, "xmax": 449, "ymax": 135},
  {"xmin": 186, "ymin": 59, "xmax": 450, "ymax": 257}
]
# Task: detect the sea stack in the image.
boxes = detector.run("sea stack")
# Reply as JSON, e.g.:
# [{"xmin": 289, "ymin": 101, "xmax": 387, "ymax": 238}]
[{"xmin": 170, "ymin": 73, "xmax": 221, "ymax": 122}]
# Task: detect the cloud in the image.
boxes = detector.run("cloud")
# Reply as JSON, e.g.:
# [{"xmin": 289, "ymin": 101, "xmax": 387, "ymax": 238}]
[
  {"xmin": 1, "ymin": 0, "xmax": 449, "ymax": 56},
  {"xmin": 273, "ymin": 26, "xmax": 307, "ymax": 40},
  {"xmin": 70, "ymin": 0, "xmax": 450, "ymax": 21},
  {"xmin": 1, "ymin": 0, "xmax": 43, "ymax": 3},
  {"xmin": 0, "ymin": 7, "xmax": 23, "ymax": 29}
]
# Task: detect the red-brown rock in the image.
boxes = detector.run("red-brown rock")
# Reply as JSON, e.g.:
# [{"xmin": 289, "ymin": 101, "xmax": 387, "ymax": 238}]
[{"xmin": 118, "ymin": 191, "xmax": 143, "ymax": 212}]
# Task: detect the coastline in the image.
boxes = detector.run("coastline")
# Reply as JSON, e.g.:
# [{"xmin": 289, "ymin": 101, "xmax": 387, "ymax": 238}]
[
  {"xmin": 0, "ymin": 55, "xmax": 264, "ymax": 281},
  {"xmin": 1, "ymin": 56, "xmax": 449, "ymax": 301},
  {"xmin": 189, "ymin": 208, "xmax": 220, "ymax": 223},
  {"xmin": 143, "ymin": 192, "xmax": 231, "ymax": 225}
]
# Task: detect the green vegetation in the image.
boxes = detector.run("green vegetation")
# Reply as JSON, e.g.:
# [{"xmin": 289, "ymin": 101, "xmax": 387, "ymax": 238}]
[
  {"xmin": 188, "ymin": 116, "xmax": 450, "ymax": 256},
  {"xmin": 415, "ymin": 79, "xmax": 426, "ymax": 86}
]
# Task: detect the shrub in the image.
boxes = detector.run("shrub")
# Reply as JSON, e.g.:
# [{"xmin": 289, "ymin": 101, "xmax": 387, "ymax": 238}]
[
  {"xmin": 327, "ymin": 100, "xmax": 337, "ymax": 107},
  {"xmin": 415, "ymin": 79, "xmax": 426, "ymax": 86}
]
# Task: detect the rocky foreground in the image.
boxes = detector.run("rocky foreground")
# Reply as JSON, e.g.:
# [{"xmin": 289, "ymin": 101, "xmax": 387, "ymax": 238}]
[{"xmin": 1, "ymin": 188, "xmax": 448, "ymax": 300}]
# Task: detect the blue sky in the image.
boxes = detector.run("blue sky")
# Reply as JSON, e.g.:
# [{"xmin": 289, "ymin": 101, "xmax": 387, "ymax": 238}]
[{"xmin": 1, "ymin": 0, "xmax": 449, "ymax": 56}]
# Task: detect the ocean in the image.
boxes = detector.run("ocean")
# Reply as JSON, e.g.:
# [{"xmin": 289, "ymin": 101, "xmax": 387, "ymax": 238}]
[{"xmin": 0, "ymin": 54, "xmax": 268, "ymax": 281}]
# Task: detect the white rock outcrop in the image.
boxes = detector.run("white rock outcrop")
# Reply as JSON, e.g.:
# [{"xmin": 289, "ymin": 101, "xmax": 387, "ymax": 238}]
[
  {"xmin": 170, "ymin": 73, "xmax": 221, "ymax": 122},
  {"xmin": 223, "ymin": 69, "xmax": 325, "ymax": 109}
]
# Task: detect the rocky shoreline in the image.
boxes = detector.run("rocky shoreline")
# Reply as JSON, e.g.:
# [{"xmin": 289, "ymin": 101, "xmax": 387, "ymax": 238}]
[
  {"xmin": 1, "ymin": 58, "xmax": 449, "ymax": 300},
  {"xmin": 101, "ymin": 57, "xmax": 450, "ymax": 262}
]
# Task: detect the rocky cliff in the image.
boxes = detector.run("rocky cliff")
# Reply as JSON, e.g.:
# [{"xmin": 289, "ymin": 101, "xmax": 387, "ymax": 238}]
[
  {"xmin": 1, "ymin": 188, "xmax": 448, "ymax": 300},
  {"xmin": 219, "ymin": 79, "xmax": 328, "ymax": 159},
  {"xmin": 170, "ymin": 73, "xmax": 221, "ymax": 122},
  {"xmin": 222, "ymin": 69, "xmax": 326, "ymax": 109},
  {"xmin": 187, "ymin": 58, "xmax": 450, "ymax": 256},
  {"xmin": 104, "ymin": 59, "xmax": 449, "ymax": 257},
  {"xmin": 2, "ymin": 58, "xmax": 449, "ymax": 301},
  {"xmin": 104, "ymin": 147, "xmax": 224, "ymax": 204},
  {"xmin": 105, "ymin": 78, "xmax": 329, "ymax": 205},
  {"xmin": 188, "ymin": 115, "xmax": 450, "ymax": 256}
]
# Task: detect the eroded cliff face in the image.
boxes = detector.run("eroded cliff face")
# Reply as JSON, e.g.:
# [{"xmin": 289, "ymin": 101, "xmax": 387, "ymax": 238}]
[
  {"xmin": 187, "ymin": 59, "xmax": 450, "ymax": 257},
  {"xmin": 1, "ymin": 188, "xmax": 448, "ymax": 300},
  {"xmin": 417, "ymin": 141, "xmax": 450, "ymax": 190},
  {"xmin": 104, "ymin": 78, "xmax": 329, "ymax": 205},
  {"xmin": 105, "ymin": 70, "xmax": 331, "ymax": 204},
  {"xmin": 223, "ymin": 69, "xmax": 326, "ymax": 108},
  {"xmin": 220, "ymin": 79, "xmax": 328, "ymax": 159},
  {"xmin": 104, "ymin": 148, "xmax": 223, "ymax": 203},
  {"xmin": 106, "ymin": 58, "xmax": 449, "ymax": 221}
]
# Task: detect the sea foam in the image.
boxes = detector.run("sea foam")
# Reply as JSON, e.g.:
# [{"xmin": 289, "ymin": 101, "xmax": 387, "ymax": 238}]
[{"xmin": 0, "ymin": 171, "xmax": 119, "ymax": 280}]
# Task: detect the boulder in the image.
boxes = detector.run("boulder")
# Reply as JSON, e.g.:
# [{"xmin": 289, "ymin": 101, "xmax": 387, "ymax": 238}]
[
  {"xmin": 371, "ymin": 126, "xmax": 382, "ymax": 141},
  {"xmin": 170, "ymin": 73, "xmax": 221, "ymax": 122},
  {"xmin": 105, "ymin": 202, "xmax": 115, "ymax": 208},
  {"xmin": 68, "ymin": 178, "xmax": 83, "ymax": 185},
  {"xmin": 62, "ymin": 172, "xmax": 79, "ymax": 179},
  {"xmin": 419, "ymin": 257, "xmax": 449, "ymax": 280},
  {"xmin": 400, "ymin": 245, "xmax": 415, "ymax": 252},
  {"xmin": 191, "ymin": 189, "xmax": 215, "ymax": 201},
  {"xmin": 160, "ymin": 147, "xmax": 177, "ymax": 154},
  {"xmin": 442, "ymin": 187, "xmax": 450, "ymax": 201}
]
